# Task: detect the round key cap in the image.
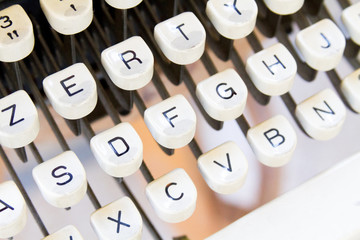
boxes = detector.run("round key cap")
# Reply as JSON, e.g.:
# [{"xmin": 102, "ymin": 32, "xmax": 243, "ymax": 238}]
[
  {"xmin": 295, "ymin": 19, "xmax": 345, "ymax": 71},
  {"xmin": 0, "ymin": 181, "xmax": 27, "ymax": 239},
  {"xmin": 0, "ymin": 4, "xmax": 34, "ymax": 62},
  {"xmin": 0, "ymin": 90, "xmax": 40, "ymax": 148},
  {"xmin": 101, "ymin": 36, "xmax": 154, "ymax": 90},
  {"xmin": 295, "ymin": 89, "xmax": 346, "ymax": 141},
  {"xmin": 105, "ymin": 0, "xmax": 143, "ymax": 9},
  {"xmin": 247, "ymin": 115, "xmax": 297, "ymax": 167},
  {"xmin": 144, "ymin": 94, "xmax": 197, "ymax": 149},
  {"xmin": 206, "ymin": 0, "xmax": 258, "ymax": 39},
  {"xmin": 263, "ymin": 0, "xmax": 304, "ymax": 15},
  {"xmin": 91, "ymin": 196, "xmax": 143, "ymax": 240},
  {"xmin": 196, "ymin": 68, "xmax": 248, "ymax": 121},
  {"xmin": 32, "ymin": 151, "xmax": 87, "ymax": 208},
  {"xmin": 341, "ymin": 2, "xmax": 360, "ymax": 45},
  {"xmin": 154, "ymin": 12, "xmax": 206, "ymax": 65},
  {"xmin": 90, "ymin": 122, "xmax": 143, "ymax": 178},
  {"xmin": 43, "ymin": 225, "xmax": 84, "ymax": 240},
  {"xmin": 198, "ymin": 141, "xmax": 248, "ymax": 194},
  {"xmin": 40, "ymin": 0, "xmax": 93, "ymax": 35},
  {"xmin": 43, "ymin": 63, "xmax": 98, "ymax": 120},
  {"xmin": 146, "ymin": 168, "xmax": 197, "ymax": 223},
  {"xmin": 246, "ymin": 43, "xmax": 297, "ymax": 96},
  {"xmin": 341, "ymin": 68, "xmax": 360, "ymax": 113}
]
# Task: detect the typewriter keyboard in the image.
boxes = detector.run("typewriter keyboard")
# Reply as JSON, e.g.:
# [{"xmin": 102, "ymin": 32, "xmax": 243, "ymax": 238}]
[{"xmin": 0, "ymin": 0, "xmax": 360, "ymax": 239}]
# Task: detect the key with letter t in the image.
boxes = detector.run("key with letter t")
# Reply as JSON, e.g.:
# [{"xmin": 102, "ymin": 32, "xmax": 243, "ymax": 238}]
[{"xmin": 154, "ymin": 12, "xmax": 206, "ymax": 65}]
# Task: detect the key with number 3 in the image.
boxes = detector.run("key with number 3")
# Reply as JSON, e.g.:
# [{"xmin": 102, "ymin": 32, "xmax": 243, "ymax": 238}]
[{"xmin": 0, "ymin": 5, "xmax": 35, "ymax": 62}]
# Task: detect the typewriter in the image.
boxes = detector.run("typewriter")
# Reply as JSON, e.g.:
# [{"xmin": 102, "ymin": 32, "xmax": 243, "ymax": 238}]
[{"xmin": 0, "ymin": 0, "xmax": 359, "ymax": 239}]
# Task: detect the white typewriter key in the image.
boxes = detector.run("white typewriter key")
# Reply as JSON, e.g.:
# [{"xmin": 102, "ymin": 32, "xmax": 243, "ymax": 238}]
[
  {"xmin": 144, "ymin": 94, "xmax": 196, "ymax": 149},
  {"xmin": 0, "ymin": 181, "xmax": 27, "ymax": 239},
  {"xmin": 295, "ymin": 19, "xmax": 346, "ymax": 71},
  {"xmin": 341, "ymin": 68, "xmax": 360, "ymax": 113},
  {"xmin": 154, "ymin": 12, "xmax": 206, "ymax": 65},
  {"xmin": 247, "ymin": 115, "xmax": 297, "ymax": 167},
  {"xmin": 295, "ymin": 89, "xmax": 346, "ymax": 141},
  {"xmin": 101, "ymin": 36, "xmax": 154, "ymax": 90},
  {"xmin": 32, "ymin": 151, "xmax": 87, "ymax": 208},
  {"xmin": 91, "ymin": 196, "xmax": 143, "ymax": 240},
  {"xmin": 40, "ymin": 0, "xmax": 93, "ymax": 35},
  {"xmin": 0, "ymin": 4, "xmax": 34, "ymax": 62},
  {"xmin": 146, "ymin": 168, "xmax": 197, "ymax": 223},
  {"xmin": 0, "ymin": 90, "xmax": 39, "ymax": 148},
  {"xmin": 43, "ymin": 225, "xmax": 84, "ymax": 240},
  {"xmin": 206, "ymin": 0, "xmax": 258, "ymax": 39},
  {"xmin": 342, "ymin": 2, "xmax": 360, "ymax": 45},
  {"xmin": 105, "ymin": 0, "xmax": 143, "ymax": 9},
  {"xmin": 197, "ymin": 141, "xmax": 248, "ymax": 194},
  {"xmin": 43, "ymin": 63, "xmax": 97, "ymax": 120},
  {"xmin": 196, "ymin": 68, "xmax": 248, "ymax": 121},
  {"xmin": 263, "ymin": 0, "xmax": 304, "ymax": 15},
  {"xmin": 90, "ymin": 122, "xmax": 143, "ymax": 178},
  {"xmin": 246, "ymin": 43, "xmax": 296, "ymax": 96}
]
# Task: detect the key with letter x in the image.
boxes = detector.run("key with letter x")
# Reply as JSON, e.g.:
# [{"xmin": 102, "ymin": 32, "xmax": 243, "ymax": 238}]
[{"xmin": 91, "ymin": 196, "xmax": 143, "ymax": 240}]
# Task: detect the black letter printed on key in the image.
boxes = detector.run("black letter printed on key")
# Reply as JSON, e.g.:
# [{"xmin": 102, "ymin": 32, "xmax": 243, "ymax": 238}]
[
  {"xmin": 162, "ymin": 107, "xmax": 178, "ymax": 128},
  {"xmin": 216, "ymin": 83, "xmax": 237, "ymax": 100},
  {"xmin": 1, "ymin": 104, "xmax": 24, "ymax": 126},
  {"xmin": 60, "ymin": 75, "xmax": 84, "ymax": 97},
  {"xmin": 107, "ymin": 210, "xmax": 130, "ymax": 234},
  {"xmin": 176, "ymin": 23, "xmax": 189, "ymax": 40},
  {"xmin": 165, "ymin": 182, "xmax": 184, "ymax": 201},
  {"xmin": 51, "ymin": 166, "xmax": 74, "ymax": 186},
  {"xmin": 313, "ymin": 101, "xmax": 335, "ymax": 121},
  {"xmin": 108, "ymin": 137, "xmax": 130, "ymax": 157},
  {"xmin": 0, "ymin": 199, "xmax": 14, "ymax": 212},
  {"xmin": 262, "ymin": 55, "xmax": 286, "ymax": 75},
  {"xmin": 264, "ymin": 128, "xmax": 285, "ymax": 147},
  {"xmin": 213, "ymin": 153, "xmax": 232, "ymax": 172},
  {"xmin": 120, "ymin": 50, "xmax": 143, "ymax": 70}
]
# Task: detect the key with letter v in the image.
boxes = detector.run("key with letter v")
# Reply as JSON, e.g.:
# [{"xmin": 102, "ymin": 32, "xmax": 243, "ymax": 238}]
[{"xmin": 198, "ymin": 141, "xmax": 248, "ymax": 194}]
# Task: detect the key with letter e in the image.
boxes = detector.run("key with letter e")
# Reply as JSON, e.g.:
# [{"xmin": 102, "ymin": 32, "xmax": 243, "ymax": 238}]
[{"xmin": 43, "ymin": 225, "xmax": 84, "ymax": 240}]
